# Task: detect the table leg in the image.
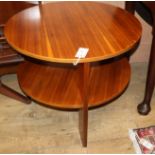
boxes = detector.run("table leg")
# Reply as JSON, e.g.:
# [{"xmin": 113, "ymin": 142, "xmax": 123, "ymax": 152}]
[
  {"xmin": 125, "ymin": 1, "xmax": 135, "ymax": 14},
  {"xmin": 0, "ymin": 77, "xmax": 31, "ymax": 104},
  {"xmin": 138, "ymin": 32, "xmax": 155, "ymax": 115},
  {"xmin": 79, "ymin": 63, "xmax": 90, "ymax": 147},
  {"xmin": 125, "ymin": 3, "xmax": 155, "ymax": 115}
]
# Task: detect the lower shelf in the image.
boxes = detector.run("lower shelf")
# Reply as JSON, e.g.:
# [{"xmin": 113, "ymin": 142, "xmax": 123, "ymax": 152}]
[{"xmin": 17, "ymin": 58, "xmax": 131, "ymax": 109}]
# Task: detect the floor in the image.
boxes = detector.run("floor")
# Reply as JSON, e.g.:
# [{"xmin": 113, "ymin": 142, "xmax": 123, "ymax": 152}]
[{"xmin": 0, "ymin": 62, "xmax": 155, "ymax": 153}]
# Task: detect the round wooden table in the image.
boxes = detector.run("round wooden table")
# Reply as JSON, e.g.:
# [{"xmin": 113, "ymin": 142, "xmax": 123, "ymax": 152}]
[{"xmin": 5, "ymin": 2, "xmax": 142, "ymax": 147}]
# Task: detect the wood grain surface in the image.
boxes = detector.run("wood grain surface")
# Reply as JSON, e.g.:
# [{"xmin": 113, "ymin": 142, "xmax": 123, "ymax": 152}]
[
  {"xmin": 17, "ymin": 58, "xmax": 130, "ymax": 109},
  {"xmin": 79, "ymin": 63, "xmax": 90, "ymax": 147},
  {"xmin": 0, "ymin": 63, "xmax": 154, "ymax": 153},
  {"xmin": 5, "ymin": 2, "xmax": 142, "ymax": 63}
]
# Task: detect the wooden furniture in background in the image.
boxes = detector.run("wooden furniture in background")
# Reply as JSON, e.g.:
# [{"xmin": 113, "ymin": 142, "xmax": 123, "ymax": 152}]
[
  {"xmin": 5, "ymin": 2, "xmax": 142, "ymax": 146},
  {"xmin": 0, "ymin": 2, "xmax": 36, "ymax": 103},
  {"xmin": 125, "ymin": 2, "xmax": 155, "ymax": 115}
]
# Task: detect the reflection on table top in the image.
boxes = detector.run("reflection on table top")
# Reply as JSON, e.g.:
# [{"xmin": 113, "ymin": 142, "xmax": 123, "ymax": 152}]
[{"xmin": 5, "ymin": 2, "xmax": 142, "ymax": 63}]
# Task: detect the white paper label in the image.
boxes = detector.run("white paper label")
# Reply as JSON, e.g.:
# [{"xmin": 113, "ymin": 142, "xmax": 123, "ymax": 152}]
[
  {"xmin": 75, "ymin": 48, "xmax": 89, "ymax": 58},
  {"xmin": 73, "ymin": 47, "xmax": 89, "ymax": 66}
]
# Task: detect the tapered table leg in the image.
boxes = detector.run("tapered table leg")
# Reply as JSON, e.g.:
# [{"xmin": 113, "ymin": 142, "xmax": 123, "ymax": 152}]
[
  {"xmin": 138, "ymin": 31, "xmax": 155, "ymax": 115},
  {"xmin": 0, "ymin": 79, "xmax": 31, "ymax": 104},
  {"xmin": 79, "ymin": 63, "xmax": 90, "ymax": 147}
]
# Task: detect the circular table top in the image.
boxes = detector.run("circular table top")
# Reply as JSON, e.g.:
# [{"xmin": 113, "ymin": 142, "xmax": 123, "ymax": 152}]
[{"xmin": 5, "ymin": 2, "xmax": 142, "ymax": 63}]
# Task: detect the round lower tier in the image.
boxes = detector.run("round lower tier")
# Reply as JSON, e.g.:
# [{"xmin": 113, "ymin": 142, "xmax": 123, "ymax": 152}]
[{"xmin": 17, "ymin": 58, "xmax": 131, "ymax": 109}]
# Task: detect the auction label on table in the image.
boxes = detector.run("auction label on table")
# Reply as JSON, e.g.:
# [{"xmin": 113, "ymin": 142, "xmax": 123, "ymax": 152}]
[{"xmin": 73, "ymin": 47, "xmax": 89, "ymax": 66}]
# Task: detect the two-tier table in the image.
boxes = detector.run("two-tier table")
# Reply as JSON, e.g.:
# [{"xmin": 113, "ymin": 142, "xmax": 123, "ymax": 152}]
[{"xmin": 4, "ymin": 2, "xmax": 142, "ymax": 147}]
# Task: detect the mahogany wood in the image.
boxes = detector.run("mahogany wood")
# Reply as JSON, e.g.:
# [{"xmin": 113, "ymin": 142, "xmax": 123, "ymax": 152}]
[
  {"xmin": 0, "ymin": 2, "xmax": 36, "ymax": 103},
  {"xmin": 0, "ymin": 64, "xmax": 31, "ymax": 104},
  {"xmin": 0, "ymin": 81, "xmax": 31, "ymax": 104},
  {"xmin": 138, "ymin": 32, "xmax": 155, "ymax": 115},
  {"xmin": 5, "ymin": 2, "xmax": 142, "ymax": 63},
  {"xmin": 125, "ymin": 2, "xmax": 155, "ymax": 115},
  {"xmin": 125, "ymin": 2, "xmax": 135, "ymax": 14},
  {"xmin": 0, "ymin": 2, "xmax": 37, "ymax": 24}
]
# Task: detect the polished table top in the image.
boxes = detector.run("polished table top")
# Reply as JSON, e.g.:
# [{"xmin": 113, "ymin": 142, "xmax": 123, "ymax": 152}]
[{"xmin": 5, "ymin": 2, "xmax": 142, "ymax": 63}]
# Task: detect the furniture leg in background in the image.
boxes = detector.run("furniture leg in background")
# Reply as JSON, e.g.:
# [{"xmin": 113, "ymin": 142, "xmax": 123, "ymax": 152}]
[
  {"xmin": 125, "ymin": 2, "xmax": 155, "ymax": 115},
  {"xmin": 0, "ymin": 64, "xmax": 31, "ymax": 104},
  {"xmin": 0, "ymin": 2, "xmax": 36, "ymax": 104}
]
